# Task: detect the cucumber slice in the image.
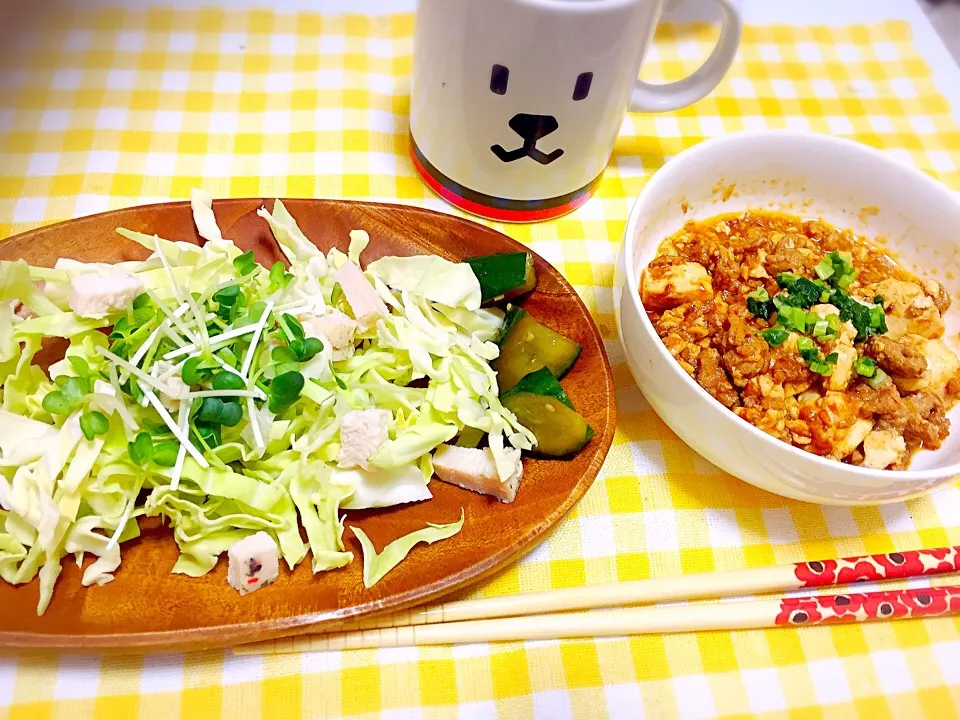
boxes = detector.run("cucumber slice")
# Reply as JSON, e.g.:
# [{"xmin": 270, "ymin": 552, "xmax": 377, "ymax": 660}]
[
  {"xmin": 501, "ymin": 392, "xmax": 593, "ymax": 456},
  {"xmin": 454, "ymin": 426, "xmax": 485, "ymax": 448},
  {"xmin": 494, "ymin": 307, "xmax": 582, "ymax": 392},
  {"xmin": 499, "ymin": 367, "xmax": 574, "ymax": 409},
  {"xmin": 466, "ymin": 252, "xmax": 536, "ymax": 304}
]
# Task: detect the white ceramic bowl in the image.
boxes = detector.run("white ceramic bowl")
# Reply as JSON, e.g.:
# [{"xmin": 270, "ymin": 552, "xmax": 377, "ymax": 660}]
[{"xmin": 614, "ymin": 131, "xmax": 960, "ymax": 505}]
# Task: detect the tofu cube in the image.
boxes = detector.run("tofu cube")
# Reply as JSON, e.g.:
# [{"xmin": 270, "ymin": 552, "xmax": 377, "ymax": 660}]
[
  {"xmin": 641, "ymin": 262, "xmax": 713, "ymax": 311},
  {"xmin": 895, "ymin": 337, "xmax": 960, "ymax": 395},
  {"xmin": 301, "ymin": 309, "xmax": 358, "ymax": 361},
  {"xmin": 432, "ymin": 444, "xmax": 523, "ymax": 503},
  {"xmin": 227, "ymin": 531, "xmax": 279, "ymax": 596},
  {"xmin": 334, "ymin": 261, "xmax": 388, "ymax": 332},
  {"xmin": 338, "ymin": 408, "xmax": 391, "ymax": 470},
  {"xmin": 69, "ymin": 269, "xmax": 144, "ymax": 319},
  {"xmin": 863, "ymin": 429, "xmax": 906, "ymax": 469}
]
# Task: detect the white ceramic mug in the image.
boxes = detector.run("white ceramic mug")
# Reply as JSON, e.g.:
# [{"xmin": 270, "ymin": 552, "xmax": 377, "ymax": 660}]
[{"xmin": 410, "ymin": 0, "xmax": 742, "ymax": 222}]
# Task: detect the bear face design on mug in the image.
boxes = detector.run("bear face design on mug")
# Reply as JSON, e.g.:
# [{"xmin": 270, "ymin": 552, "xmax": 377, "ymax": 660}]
[{"xmin": 410, "ymin": 0, "xmax": 741, "ymax": 222}]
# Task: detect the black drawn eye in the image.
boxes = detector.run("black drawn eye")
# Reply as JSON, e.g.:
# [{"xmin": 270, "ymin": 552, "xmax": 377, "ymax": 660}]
[
  {"xmin": 490, "ymin": 64, "xmax": 509, "ymax": 95},
  {"xmin": 573, "ymin": 72, "xmax": 593, "ymax": 101}
]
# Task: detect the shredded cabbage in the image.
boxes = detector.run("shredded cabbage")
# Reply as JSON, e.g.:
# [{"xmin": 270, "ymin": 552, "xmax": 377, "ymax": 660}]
[
  {"xmin": 353, "ymin": 510, "xmax": 464, "ymax": 588},
  {"xmin": 0, "ymin": 192, "xmax": 533, "ymax": 613}
]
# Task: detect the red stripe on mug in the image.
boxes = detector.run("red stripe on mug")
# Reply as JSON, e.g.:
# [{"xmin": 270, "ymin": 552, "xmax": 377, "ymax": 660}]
[{"xmin": 410, "ymin": 144, "xmax": 596, "ymax": 223}]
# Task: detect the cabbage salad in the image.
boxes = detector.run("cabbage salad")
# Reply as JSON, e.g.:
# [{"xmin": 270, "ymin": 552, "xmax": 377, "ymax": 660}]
[{"xmin": 0, "ymin": 191, "xmax": 535, "ymax": 613}]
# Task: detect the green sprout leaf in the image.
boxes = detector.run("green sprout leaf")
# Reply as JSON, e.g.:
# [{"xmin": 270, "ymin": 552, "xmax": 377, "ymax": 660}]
[
  {"xmin": 212, "ymin": 284, "xmax": 241, "ymax": 307},
  {"xmin": 41, "ymin": 391, "xmax": 73, "ymax": 415},
  {"xmin": 79, "ymin": 410, "xmax": 109, "ymax": 441},
  {"xmin": 212, "ymin": 371, "xmax": 246, "ymax": 391},
  {"xmin": 67, "ymin": 356, "xmax": 91, "ymax": 379},
  {"xmin": 268, "ymin": 370, "xmax": 304, "ymax": 413},
  {"xmin": 152, "ymin": 441, "xmax": 180, "ymax": 467},
  {"xmin": 233, "ymin": 251, "xmax": 258, "ymax": 277},
  {"xmin": 218, "ymin": 401, "xmax": 243, "ymax": 427},
  {"xmin": 128, "ymin": 431, "xmax": 154, "ymax": 465},
  {"xmin": 268, "ymin": 261, "xmax": 293, "ymax": 291},
  {"xmin": 182, "ymin": 357, "xmax": 214, "ymax": 386}
]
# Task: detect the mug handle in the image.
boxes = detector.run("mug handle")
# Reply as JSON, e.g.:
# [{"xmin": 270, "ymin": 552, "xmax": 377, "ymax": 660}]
[{"xmin": 629, "ymin": 0, "xmax": 742, "ymax": 113}]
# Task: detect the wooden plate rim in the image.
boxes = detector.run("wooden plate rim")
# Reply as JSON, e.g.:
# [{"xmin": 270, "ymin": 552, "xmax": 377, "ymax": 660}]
[{"xmin": 0, "ymin": 198, "xmax": 616, "ymax": 651}]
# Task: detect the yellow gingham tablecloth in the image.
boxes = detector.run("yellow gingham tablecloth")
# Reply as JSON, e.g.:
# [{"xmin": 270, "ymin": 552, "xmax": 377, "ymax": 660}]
[{"xmin": 3, "ymin": 3, "xmax": 960, "ymax": 718}]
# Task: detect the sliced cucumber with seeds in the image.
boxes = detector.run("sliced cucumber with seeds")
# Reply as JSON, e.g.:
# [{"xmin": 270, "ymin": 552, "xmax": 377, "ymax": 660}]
[
  {"xmin": 494, "ymin": 306, "xmax": 582, "ymax": 392},
  {"xmin": 499, "ymin": 366, "xmax": 573, "ymax": 409},
  {"xmin": 465, "ymin": 252, "xmax": 537, "ymax": 305},
  {"xmin": 501, "ymin": 392, "xmax": 593, "ymax": 457},
  {"xmin": 454, "ymin": 426, "xmax": 485, "ymax": 448}
]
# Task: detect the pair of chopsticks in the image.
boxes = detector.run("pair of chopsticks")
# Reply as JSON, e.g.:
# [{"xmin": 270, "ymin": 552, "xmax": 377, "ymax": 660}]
[{"xmin": 234, "ymin": 545, "xmax": 960, "ymax": 655}]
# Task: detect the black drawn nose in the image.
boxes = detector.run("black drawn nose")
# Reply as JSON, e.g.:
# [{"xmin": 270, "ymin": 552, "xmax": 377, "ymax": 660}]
[{"xmin": 508, "ymin": 113, "xmax": 559, "ymax": 142}]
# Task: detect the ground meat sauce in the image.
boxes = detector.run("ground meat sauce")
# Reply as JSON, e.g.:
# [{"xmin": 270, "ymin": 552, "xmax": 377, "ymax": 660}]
[{"xmin": 642, "ymin": 210, "xmax": 960, "ymax": 470}]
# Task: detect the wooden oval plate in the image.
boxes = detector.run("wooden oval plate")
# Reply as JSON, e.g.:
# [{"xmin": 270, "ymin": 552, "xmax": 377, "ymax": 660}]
[{"xmin": 0, "ymin": 199, "xmax": 615, "ymax": 651}]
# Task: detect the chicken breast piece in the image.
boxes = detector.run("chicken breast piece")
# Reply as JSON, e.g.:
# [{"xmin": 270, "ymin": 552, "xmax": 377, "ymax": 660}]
[
  {"xmin": 334, "ymin": 261, "xmax": 388, "ymax": 332},
  {"xmin": 338, "ymin": 408, "xmax": 391, "ymax": 470},
  {"xmin": 301, "ymin": 309, "xmax": 358, "ymax": 361},
  {"xmin": 432, "ymin": 444, "xmax": 523, "ymax": 503},
  {"xmin": 641, "ymin": 262, "xmax": 713, "ymax": 311},
  {"xmin": 69, "ymin": 269, "xmax": 144, "ymax": 319}
]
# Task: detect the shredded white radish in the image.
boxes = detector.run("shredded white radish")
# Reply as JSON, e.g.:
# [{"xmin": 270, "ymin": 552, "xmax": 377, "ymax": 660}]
[
  {"xmin": 105, "ymin": 477, "xmax": 143, "ymax": 552},
  {"xmin": 96, "ymin": 347, "xmax": 175, "ymax": 396},
  {"xmin": 240, "ymin": 299, "xmax": 274, "ymax": 377},
  {"xmin": 162, "ymin": 323, "xmax": 259, "ymax": 360},
  {"xmin": 170, "ymin": 402, "xmax": 190, "ymax": 491},
  {"xmin": 143, "ymin": 390, "xmax": 208, "ymax": 469},
  {"xmin": 152, "ymin": 236, "xmax": 184, "ymax": 304},
  {"xmin": 247, "ymin": 396, "xmax": 264, "ymax": 451}
]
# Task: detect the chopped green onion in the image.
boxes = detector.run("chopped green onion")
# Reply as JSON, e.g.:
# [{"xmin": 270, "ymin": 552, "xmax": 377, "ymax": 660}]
[
  {"xmin": 133, "ymin": 293, "xmax": 152, "ymax": 310},
  {"xmin": 855, "ymin": 355, "xmax": 877, "ymax": 378},
  {"xmin": 330, "ymin": 282, "xmax": 343, "ymax": 307},
  {"xmin": 334, "ymin": 374, "xmax": 348, "ymax": 390},
  {"xmin": 760, "ymin": 326, "xmax": 789, "ymax": 347},
  {"xmin": 814, "ymin": 258, "xmax": 835, "ymax": 280},
  {"xmin": 781, "ymin": 277, "xmax": 823, "ymax": 309},
  {"xmin": 774, "ymin": 302, "xmax": 809, "ymax": 333},
  {"xmin": 777, "ymin": 272, "xmax": 800, "ymax": 289},
  {"xmin": 867, "ymin": 367, "xmax": 891, "ymax": 389},
  {"xmin": 79, "ymin": 410, "xmax": 109, "ymax": 441},
  {"xmin": 796, "ymin": 336, "xmax": 817, "ymax": 361},
  {"xmin": 746, "ymin": 286, "xmax": 772, "ymax": 319}
]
